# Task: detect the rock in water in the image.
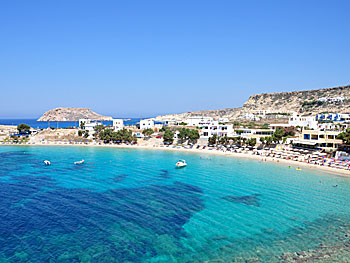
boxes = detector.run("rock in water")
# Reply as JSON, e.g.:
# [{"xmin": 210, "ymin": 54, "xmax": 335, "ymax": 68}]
[{"xmin": 37, "ymin": 107, "xmax": 112, "ymax": 121}]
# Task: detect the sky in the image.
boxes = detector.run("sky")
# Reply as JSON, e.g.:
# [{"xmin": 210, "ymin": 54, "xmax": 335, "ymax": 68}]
[{"xmin": 0, "ymin": 0, "xmax": 349, "ymax": 118}]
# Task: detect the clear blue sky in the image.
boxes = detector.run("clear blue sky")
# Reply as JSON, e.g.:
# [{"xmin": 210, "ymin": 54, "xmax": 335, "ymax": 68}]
[{"xmin": 0, "ymin": 0, "xmax": 349, "ymax": 118}]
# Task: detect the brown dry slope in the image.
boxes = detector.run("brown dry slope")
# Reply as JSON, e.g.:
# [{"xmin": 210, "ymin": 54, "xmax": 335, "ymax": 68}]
[
  {"xmin": 156, "ymin": 85, "xmax": 350, "ymax": 121},
  {"xmin": 37, "ymin": 107, "xmax": 113, "ymax": 121}
]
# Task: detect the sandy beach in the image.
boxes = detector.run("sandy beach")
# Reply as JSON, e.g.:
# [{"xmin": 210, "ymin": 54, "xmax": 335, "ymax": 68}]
[{"xmin": 2, "ymin": 141, "xmax": 350, "ymax": 177}]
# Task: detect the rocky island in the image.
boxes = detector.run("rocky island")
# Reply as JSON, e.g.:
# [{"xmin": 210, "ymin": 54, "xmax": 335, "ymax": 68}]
[{"xmin": 37, "ymin": 107, "xmax": 112, "ymax": 121}]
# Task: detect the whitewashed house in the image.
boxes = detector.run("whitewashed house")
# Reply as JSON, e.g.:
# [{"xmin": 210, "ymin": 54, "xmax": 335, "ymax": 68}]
[
  {"xmin": 112, "ymin": 119, "xmax": 124, "ymax": 131},
  {"xmin": 200, "ymin": 121, "xmax": 234, "ymax": 139},
  {"xmin": 140, "ymin": 119, "xmax": 155, "ymax": 129},
  {"xmin": 79, "ymin": 119, "xmax": 102, "ymax": 133},
  {"xmin": 184, "ymin": 117, "xmax": 213, "ymax": 126},
  {"xmin": 288, "ymin": 113, "xmax": 318, "ymax": 130}
]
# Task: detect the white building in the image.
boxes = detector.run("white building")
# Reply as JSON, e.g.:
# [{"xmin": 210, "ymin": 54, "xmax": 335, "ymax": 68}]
[
  {"xmin": 316, "ymin": 113, "xmax": 350, "ymax": 122},
  {"xmin": 140, "ymin": 119, "xmax": 155, "ymax": 129},
  {"xmin": 200, "ymin": 121, "xmax": 234, "ymax": 139},
  {"xmin": 185, "ymin": 116, "xmax": 213, "ymax": 126},
  {"xmin": 317, "ymin": 122, "xmax": 349, "ymax": 131},
  {"xmin": 242, "ymin": 113, "xmax": 260, "ymax": 121},
  {"xmin": 288, "ymin": 113, "xmax": 318, "ymax": 130},
  {"xmin": 235, "ymin": 128, "xmax": 274, "ymax": 139},
  {"xmin": 112, "ymin": 119, "xmax": 124, "ymax": 131},
  {"xmin": 79, "ymin": 119, "xmax": 102, "ymax": 133},
  {"xmin": 218, "ymin": 118, "xmax": 229, "ymax": 123},
  {"xmin": 317, "ymin": 96, "xmax": 345, "ymax": 103}
]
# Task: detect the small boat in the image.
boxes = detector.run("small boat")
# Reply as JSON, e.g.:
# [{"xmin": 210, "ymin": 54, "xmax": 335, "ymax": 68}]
[
  {"xmin": 44, "ymin": 160, "xmax": 51, "ymax": 166},
  {"xmin": 74, "ymin": 159, "xmax": 85, "ymax": 165},
  {"xmin": 296, "ymin": 168, "xmax": 302, "ymax": 171},
  {"xmin": 176, "ymin": 160, "xmax": 187, "ymax": 168}
]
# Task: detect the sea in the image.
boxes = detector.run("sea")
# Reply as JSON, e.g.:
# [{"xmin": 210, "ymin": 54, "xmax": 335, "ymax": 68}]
[
  {"xmin": 1, "ymin": 146, "xmax": 350, "ymax": 262},
  {"xmin": 0, "ymin": 118, "xmax": 143, "ymax": 129}
]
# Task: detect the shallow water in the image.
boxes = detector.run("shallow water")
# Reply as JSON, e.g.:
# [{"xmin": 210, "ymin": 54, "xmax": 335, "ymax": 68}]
[{"xmin": 0, "ymin": 146, "xmax": 349, "ymax": 262}]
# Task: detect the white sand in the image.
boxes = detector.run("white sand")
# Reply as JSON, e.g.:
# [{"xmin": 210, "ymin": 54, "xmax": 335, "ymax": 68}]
[{"xmin": 2, "ymin": 142, "xmax": 350, "ymax": 177}]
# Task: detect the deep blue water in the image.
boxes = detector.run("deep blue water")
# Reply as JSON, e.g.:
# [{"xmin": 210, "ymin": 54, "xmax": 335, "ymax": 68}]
[
  {"xmin": 0, "ymin": 146, "xmax": 350, "ymax": 262},
  {"xmin": 0, "ymin": 118, "xmax": 142, "ymax": 129}
]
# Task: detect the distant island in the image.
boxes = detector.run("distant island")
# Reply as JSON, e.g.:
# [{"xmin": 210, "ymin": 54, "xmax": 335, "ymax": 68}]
[{"xmin": 37, "ymin": 107, "xmax": 113, "ymax": 121}]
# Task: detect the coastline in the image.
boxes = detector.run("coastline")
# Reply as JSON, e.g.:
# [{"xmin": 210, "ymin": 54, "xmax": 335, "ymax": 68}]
[{"xmin": 1, "ymin": 142, "xmax": 350, "ymax": 177}]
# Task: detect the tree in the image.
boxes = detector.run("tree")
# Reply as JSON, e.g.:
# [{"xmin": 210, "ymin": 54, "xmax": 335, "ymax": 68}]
[
  {"xmin": 178, "ymin": 128, "xmax": 189, "ymax": 143},
  {"xmin": 208, "ymin": 134, "xmax": 217, "ymax": 145},
  {"xmin": 179, "ymin": 122, "xmax": 187, "ymax": 126},
  {"xmin": 78, "ymin": 130, "xmax": 83, "ymax": 136},
  {"xmin": 160, "ymin": 126, "xmax": 168, "ymax": 132},
  {"xmin": 337, "ymin": 128, "xmax": 350, "ymax": 145},
  {"xmin": 163, "ymin": 129, "xmax": 174, "ymax": 144},
  {"xmin": 142, "ymin": 128, "xmax": 154, "ymax": 138},
  {"xmin": 17, "ymin": 123, "xmax": 31, "ymax": 133},
  {"xmin": 246, "ymin": 138, "xmax": 257, "ymax": 146},
  {"xmin": 80, "ymin": 121, "xmax": 85, "ymax": 129},
  {"xmin": 260, "ymin": 123, "xmax": 269, "ymax": 129},
  {"xmin": 272, "ymin": 127, "xmax": 286, "ymax": 142},
  {"xmin": 218, "ymin": 136, "xmax": 229, "ymax": 145},
  {"xmin": 84, "ymin": 131, "xmax": 89, "ymax": 138},
  {"xmin": 233, "ymin": 121, "xmax": 240, "ymax": 127},
  {"xmin": 188, "ymin": 129, "xmax": 200, "ymax": 144}
]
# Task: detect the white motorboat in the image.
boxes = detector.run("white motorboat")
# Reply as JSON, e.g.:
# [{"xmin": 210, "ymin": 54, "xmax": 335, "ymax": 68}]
[
  {"xmin": 74, "ymin": 159, "xmax": 85, "ymax": 165},
  {"xmin": 44, "ymin": 160, "xmax": 51, "ymax": 166},
  {"xmin": 176, "ymin": 160, "xmax": 187, "ymax": 168}
]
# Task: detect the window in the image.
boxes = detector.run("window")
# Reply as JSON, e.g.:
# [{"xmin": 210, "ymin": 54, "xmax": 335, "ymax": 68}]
[{"xmin": 304, "ymin": 134, "xmax": 310, "ymax": 140}]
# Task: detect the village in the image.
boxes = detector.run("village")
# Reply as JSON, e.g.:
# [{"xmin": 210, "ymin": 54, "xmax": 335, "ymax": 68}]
[{"xmin": 2, "ymin": 107, "xmax": 350, "ymax": 173}]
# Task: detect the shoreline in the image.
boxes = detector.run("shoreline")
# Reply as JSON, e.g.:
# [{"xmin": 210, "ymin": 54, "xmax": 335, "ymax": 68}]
[{"xmin": 1, "ymin": 142, "xmax": 350, "ymax": 177}]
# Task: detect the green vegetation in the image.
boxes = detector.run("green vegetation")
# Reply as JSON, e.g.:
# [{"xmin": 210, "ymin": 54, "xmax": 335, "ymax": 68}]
[
  {"xmin": 337, "ymin": 128, "xmax": 350, "ymax": 145},
  {"xmin": 142, "ymin": 128, "xmax": 154, "ymax": 138},
  {"xmin": 94, "ymin": 127, "xmax": 137, "ymax": 143},
  {"xmin": 259, "ymin": 123, "xmax": 270, "ymax": 129},
  {"xmin": 235, "ymin": 129, "xmax": 244, "ymax": 135},
  {"xmin": 207, "ymin": 135, "xmax": 256, "ymax": 147},
  {"xmin": 301, "ymin": 100, "xmax": 324, "ymax": 107},
  {"xmin": 80, "ymin": 121, "xmax": 85, "ymax": 129},
  {"xmin": 259, "ymin": 127, "xmax": 295, "ymax": 146},
  {"xmin": 78, "ymin": 130, "xmax": 89, "ymax": 138},
  {"xmin": 163, "ymin": 129, "xmax": 175, "ymax": 144},
  {"xmin": 159, "ymin": 126, "xmax": 168, "ymax": 132},
  {"xmin": 179, "ymin": 122, "xmax": 188, "ymax": 126},
  {"xmin": 177, "ymin": 128, "xmax": 200, "ymax": 144},
  {"xmin": 208, "ymin": 134, "xmax": 217, "ymax": 145},
  {"xmin": 17, "ymin": 123, "xmax": 31, "ymax": 133},
  {"xmin": 233, "ymin": 121, "xmax": 240, "ymax": 127},
  {"xmin": 246, "ymin": 138, "xmax": 257, "ymax": 146}
]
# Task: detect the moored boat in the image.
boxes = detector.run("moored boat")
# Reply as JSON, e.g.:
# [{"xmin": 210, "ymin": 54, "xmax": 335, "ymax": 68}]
[
  {"xmin": 176, "ymin": 160, "xmax": 187, "ymax": 168},
  {"xmin": 74, "ymin": 159, "xmax": 85, "ymax": 165}
]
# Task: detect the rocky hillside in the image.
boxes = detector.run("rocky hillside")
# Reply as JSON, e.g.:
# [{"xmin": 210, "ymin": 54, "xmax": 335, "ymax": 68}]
[
  {"xmin": 37, "ymin": 107, "xmax": 112, "ymax": 121},
  {"xmin": 156, "ymin": 85, "xmax": 350, "ymax": 121},
  {"xmin": 243, "ymin": 85, "xmax": 350, "ymax": 114}
]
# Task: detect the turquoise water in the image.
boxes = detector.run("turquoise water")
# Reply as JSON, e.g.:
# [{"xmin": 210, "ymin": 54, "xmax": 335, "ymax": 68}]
[{"xmin": 0, "ymin": 146, "xmax": 350, "ymax": 262}]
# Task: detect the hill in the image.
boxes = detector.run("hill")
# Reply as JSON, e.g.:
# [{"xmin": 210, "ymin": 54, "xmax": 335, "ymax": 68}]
[
  {"xmin": 37, "ymin": 107, "xmax": 112, "ymax": 121},
  {"xmin": 243, "ymin": 85, "xmax": 350, "ymax": 114},
  {"xmin": 155, "ymin": 85, "xmax": 350, "ymax": 121}
]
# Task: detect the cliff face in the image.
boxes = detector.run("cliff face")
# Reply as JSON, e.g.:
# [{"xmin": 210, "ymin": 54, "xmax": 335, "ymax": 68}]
[
  {"xmin": 37, "ymin": 107, "xmax": 112, "ymax": 121},
  {"xmin": 243, "ymin": 85, "xmax": 350, "ymax": 114},
  {"xmin": 156, "ymin": 85, "xmax": 350, "ymax": 121}
]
